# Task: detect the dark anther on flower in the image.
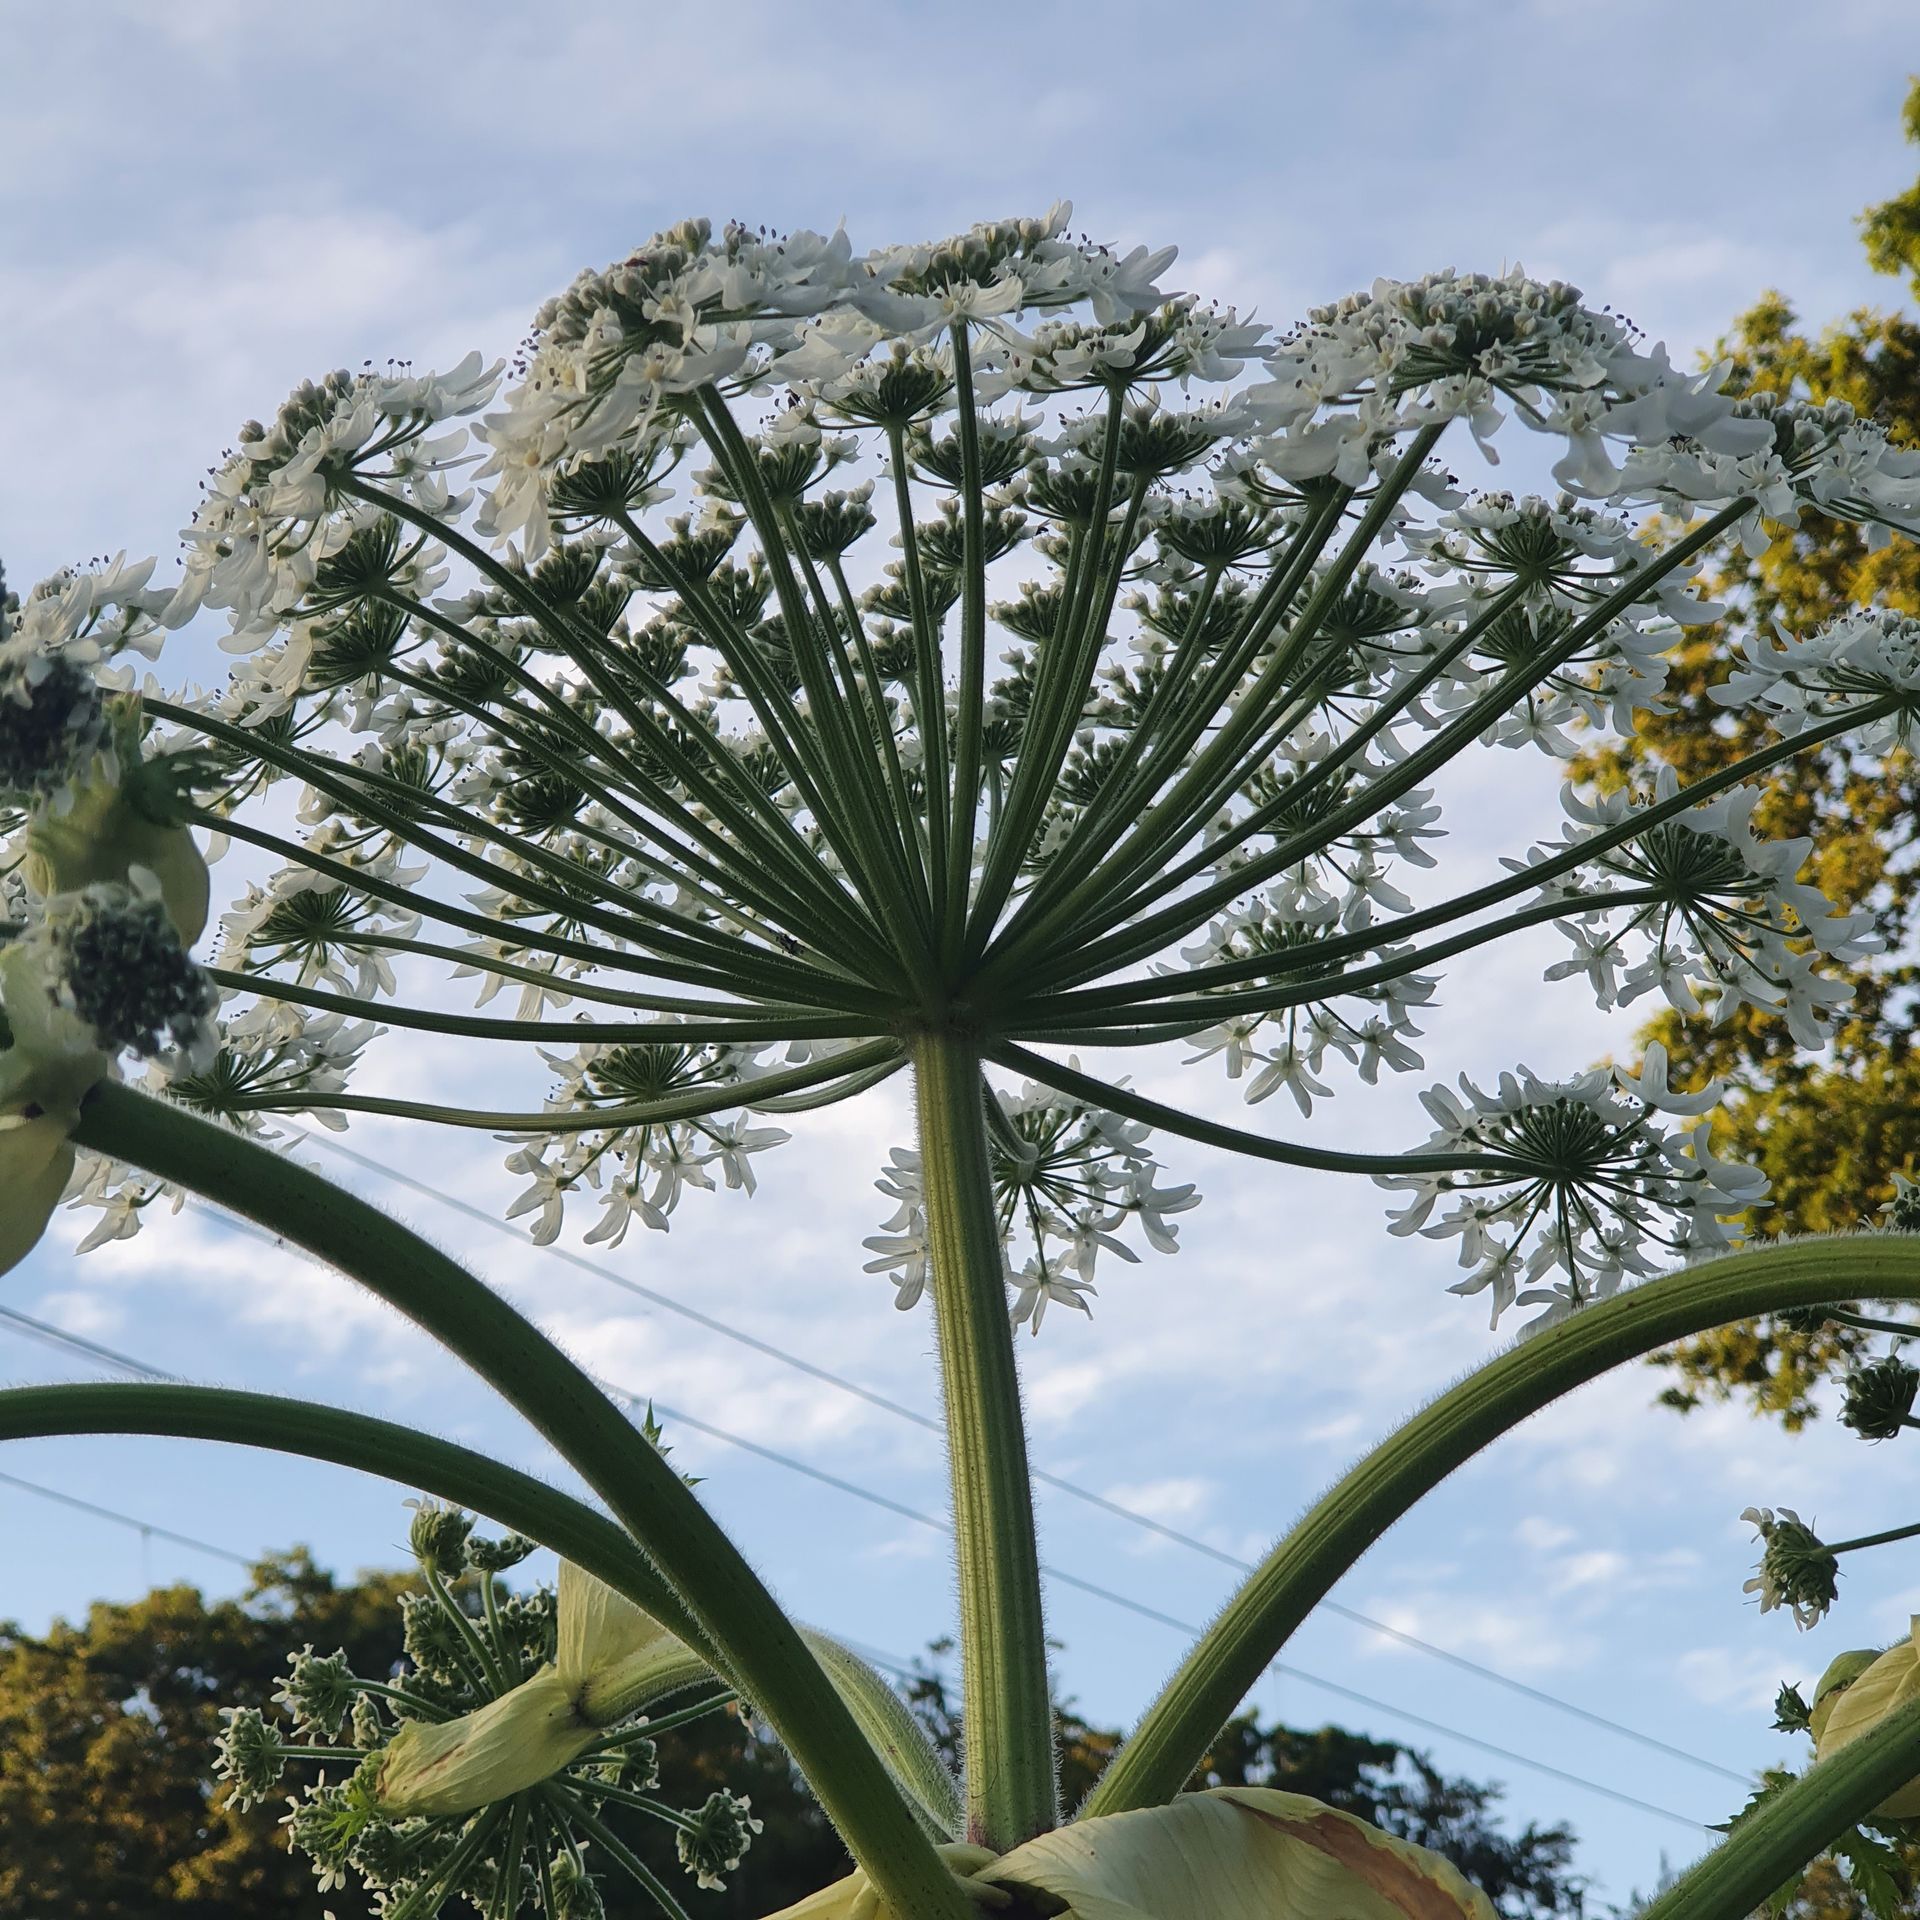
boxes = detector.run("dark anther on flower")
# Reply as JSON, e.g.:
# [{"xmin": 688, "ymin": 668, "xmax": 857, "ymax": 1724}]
[
  {"xmin": 213, "ymin": 1706, "xmax": 288, "ymax": 1808},
  {"xmin": 675, "ymin": 1788, "xmax": 763, "ymax": 1891},
  {"xmin": 1742, "ymin": 1507, "xmax": 1840, "ymax": 1630},
  {"xmin": 407, "ymin": 1498, "xmax": 475, "ymax": 1577},
  {"xmin": 48, "ymin": 886, "xmax": 218, "ymax": 1059},
  {"xmin": 1841, "ymin": 1355, "xmax": 1920, "ymax": 1441},
  {"xmin": 465, "ymin": 1528, "xmax": 537, "ymax": 1573},
  {"xmin": 1772, "ymin": 1682, "xmax": 1812, "ymax": 1734},
  {"xmin": 0, "ymin": 650, "xmax": 107, "ymax": 802},
  {"xmin": 278, "ymin": 1644, "xmax": 361, "ymax": 1740}
]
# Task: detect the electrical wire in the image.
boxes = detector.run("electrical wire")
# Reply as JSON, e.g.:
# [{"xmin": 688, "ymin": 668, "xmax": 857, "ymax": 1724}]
[
  {"xmin": 287, "ymin": 1124, "xmax": 1751, "ymax": 1788},
  {"xmin": 0, "ymin": 1288, "xmax": 1721, "ymax": 1833}
]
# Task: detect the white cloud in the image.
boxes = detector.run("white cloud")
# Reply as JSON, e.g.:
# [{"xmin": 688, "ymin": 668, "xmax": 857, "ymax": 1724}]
[
  {"xmin": 1675, "ymin": 1645, "xmax": 1804, "ymax": 1713},
  {"xmin": 1353, "ymin": 1594, "xmax": 1597, "ymax": 1677},
  {"xmin": 1517, "ymin": 1516, "xmax": 1578, "ymax": 1553}
]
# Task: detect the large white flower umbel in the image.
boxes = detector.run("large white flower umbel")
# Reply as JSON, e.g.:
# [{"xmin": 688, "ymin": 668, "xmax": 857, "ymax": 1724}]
[{"xmin": 14, "ymin": 205, "xmax": 1920, "ymax": 1920}]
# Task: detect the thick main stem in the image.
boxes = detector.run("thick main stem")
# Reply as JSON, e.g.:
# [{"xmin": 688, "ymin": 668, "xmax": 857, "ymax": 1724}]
[{"xmin": 914, "ymin": 1030, "xmax": 1057, "ymax": 1849}]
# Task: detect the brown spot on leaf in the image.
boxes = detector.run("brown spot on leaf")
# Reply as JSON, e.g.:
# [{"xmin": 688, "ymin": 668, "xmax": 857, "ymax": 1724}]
[{"xmin": 1237, "ymin": 1801, "xmax": 1480, "ymax": 1920}]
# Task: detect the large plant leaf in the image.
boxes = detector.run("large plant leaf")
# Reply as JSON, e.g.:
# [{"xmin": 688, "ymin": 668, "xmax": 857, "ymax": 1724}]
[{"xmin": 758, "ymin": 1790, "xmax": 1495, "ymax": 1919}]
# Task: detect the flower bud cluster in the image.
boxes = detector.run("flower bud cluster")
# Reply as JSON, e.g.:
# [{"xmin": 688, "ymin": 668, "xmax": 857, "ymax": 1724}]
[
  {"xmin": 9, "ymin": 880, "xmax": 219, "ymax": 1067},
  {"xmin": 220, "ymin": 1501, "xmax": 753, "ymax": 1915},
  {"xmin": 1741, "ymin": 1506, "xmax": 1839, "ymax": 1629}
]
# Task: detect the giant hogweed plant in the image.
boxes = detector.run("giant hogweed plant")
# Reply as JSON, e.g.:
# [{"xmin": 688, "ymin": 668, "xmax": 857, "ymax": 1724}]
[{"xmin": 9, "ymin": 206, "xmax": 1920, "ymax": 1917}]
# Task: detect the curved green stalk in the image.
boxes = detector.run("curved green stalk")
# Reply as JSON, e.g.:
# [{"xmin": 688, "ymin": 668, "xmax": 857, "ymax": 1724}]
[
  {"xmin": 205, "ymin": 967, "xmax": 880, "ymax": 1047},
  {"xmin": 0, "ymin": 1379, "xmax": 700, "ymax": 1633},
  {"xmin": 800, "ymin": 1628, "xmax": 964, "ymax": 1841},
  {"xmin": 1640, "ymin": 1692, "xmax": 1920, "ymax": 1920},
  {"xmin": 1083, "ymin": 1232, "xmax": 1920, "ymax": 1819},
  {"xmin": 225, "ymin": 1037, "xmax": 902, "ymax": 1129},
  {"xmin": 71, "ymin": 1084, "xmax": 973, "ymax": 1920},
  {"xmin": 988, "ymin": 1042, "xmax": 1495, "ymax": 1178},
  {"xmin": 914, "ymin": 1031, "xmax": 1056, "ymax": 1849}
]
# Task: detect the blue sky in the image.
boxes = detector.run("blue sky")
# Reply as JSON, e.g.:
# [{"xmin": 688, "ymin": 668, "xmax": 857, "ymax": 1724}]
[{"xmin": 6, "ymin": 0, "xmax": 1920, "ymax": 1903}]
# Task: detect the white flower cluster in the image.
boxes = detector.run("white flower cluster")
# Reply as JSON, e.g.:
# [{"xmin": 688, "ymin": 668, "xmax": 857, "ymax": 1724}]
[
  {"xmin": 1715, "ymin": 607, "xmax": 1920, "ymax": 752},
  {"xmin": 503, "ymin": 1033, "xmax": 792, "ymax": 1247},
  {"xmin": 864, "ymin": 1075, "xmax": 1197, "ymax": 1334},
  {"xmin": 1182, "ymin": 905, "xmax": 1436, "ymax": 1119},
  {"xmin": 1513, "ymin": 766, "xmax": 1879, "ymax": 1048},
  {"xmin": 42, "ymin": 203, "xmax": 1920, "ymax": 1332},
  {"xmin": 1247, "ymin": 272, "xmax": 1709, "ymax": 481},
  {"xmin": 1402, "ymin": 491, "xmax": 1718, "ymax": 751},
  {"xmin": 162, "ymin": 353, "xmax": 498, "ymax": 636},
  {"xmin": 1375, "ymin": 1044, "xmax": 1766, "ymax": 1329},
  {"xmin": 1606, "ymin": 392, "xmax": 1920, "ymax": 549}
]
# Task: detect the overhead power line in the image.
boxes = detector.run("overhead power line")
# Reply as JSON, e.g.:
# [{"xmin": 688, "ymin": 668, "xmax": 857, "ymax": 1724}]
[
  {"xmin": 289, "ymin": 1125, "xmax": 1749, "ymax": 1789},
  {"xmin": 0, "ymin": 1466, "xmax": 253, "ymax": 1568},
  {"xmin": 0, "ymin": 1295, "xmax": 1718, "ymax": 1833}
]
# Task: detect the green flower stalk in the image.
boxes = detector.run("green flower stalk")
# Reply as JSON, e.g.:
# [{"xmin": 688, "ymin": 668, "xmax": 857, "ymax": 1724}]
[{"xmin": 11, "ymin": 202, "xmax": 1920, "ymax": 1918}]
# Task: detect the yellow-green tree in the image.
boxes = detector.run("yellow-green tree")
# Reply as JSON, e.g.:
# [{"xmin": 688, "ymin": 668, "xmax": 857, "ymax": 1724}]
[{"xmin": 1586, "ymin": 78, "xmax": 1920, "ymax": 1427}]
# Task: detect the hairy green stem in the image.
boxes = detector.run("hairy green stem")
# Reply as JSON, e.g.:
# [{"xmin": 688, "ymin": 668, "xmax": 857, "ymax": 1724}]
[
  {"xmin": 1641, "ymin": 1693, "xmax": 1920, "ymax": 1920},
  {"xmin": 0, "ymin": 1380, "xmax": 702, "ymax": 1629},
  {"xmin": 914, "ymin": 1030, "xmax": 1056, "ymax": 1848},
  {"xmin": 70, "ymin": 1086, "xmax": 972, "ymax": 1920},
  {"xmin": 1083, "ymin": 1233, "xmax": 1920, "ymax": 1819}
]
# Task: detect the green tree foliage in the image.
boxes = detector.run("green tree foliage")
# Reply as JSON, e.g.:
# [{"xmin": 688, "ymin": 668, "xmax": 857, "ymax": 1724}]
[
  {"xmin": 1581, "ymin": 77, "xmax": 1920, "ymax": 1428},
  {"xmin": 0, "ymin": 1568, "xmax": 1587, "ymax": 1917}
]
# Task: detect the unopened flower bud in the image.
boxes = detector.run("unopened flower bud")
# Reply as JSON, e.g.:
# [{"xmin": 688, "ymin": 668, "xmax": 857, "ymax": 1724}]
[
  {"xmin": 1741, "ymin": 1506, "xmax": 1839, "ymax": 1629},
  {"xmin": 1809, "ymin": 1647, "xmax": 1883, "ymax": 1743},
  {"xmin": 351, "ymin": 1692, "xmax": 386, "ymax": 1748},
  {"xmin": 377, "ymin": 1668, "xmax": 597, "ymax": 1816},
  {"xmin": 377, "ymin": 1561, "xmax": 683, "ymax": 1819},
  {"xmin": 1813, "ymin": 1619, "xmax": 1920, "ymax": 1816},
  {"xmin": 213, "ymin": 1706, "xmax": 288, "ymax": 1809},
  {"xmin": 1841, "ymin": 1356, "xmax": 1920, "ymax": 1441},
  {"xmin": 1, "ymin": 880, "xmax": 217, "ymax": 1068},
  {"xmin": 399, "ymin": 1589, "xmax": 472, "ymax": 1681},
  {"xmin": 548, "ymin": 1849, "xmax": 606, "ymax": 1919},
  {"xmin": 21, "ymin": 696, "xmax": 210, "ymax": 945},
  {"xmin": 0, "ymin": 650, "xmax": 110, "ymax": 806},
  {"xmin": 278, "ymin": 1644, "xmax": 359, "ymax": 1739},
  {"xmin": 407, "ymin": 1499, "xmax": 474, "ymax": 1577},
  {"xmin": 466, "ymin": 1530, "xmax": 537, "ymax": 1573},
  {"xmin": 675, "ymin": 1789, "xmax": 763, "ymax": 1892}
]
